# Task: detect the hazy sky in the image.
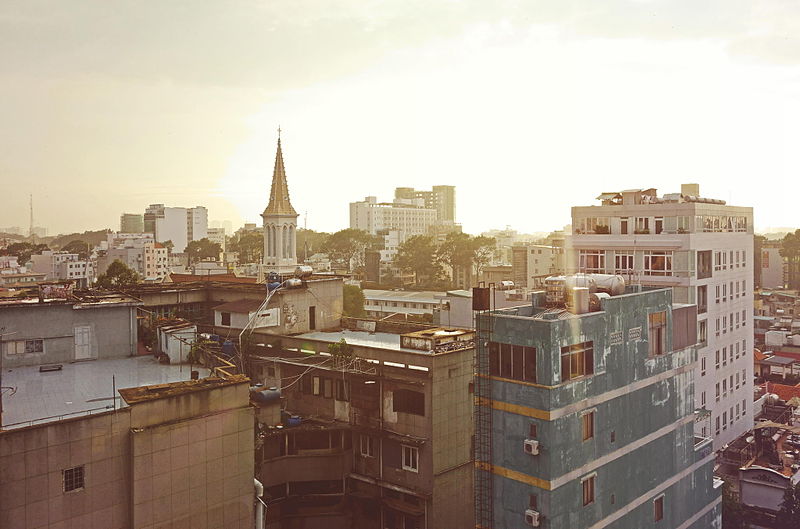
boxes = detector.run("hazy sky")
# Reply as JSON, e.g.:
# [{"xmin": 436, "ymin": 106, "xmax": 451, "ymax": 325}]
[{"xmin": 1, "ymin": 1, "xmax": 799, "ymax": 236}]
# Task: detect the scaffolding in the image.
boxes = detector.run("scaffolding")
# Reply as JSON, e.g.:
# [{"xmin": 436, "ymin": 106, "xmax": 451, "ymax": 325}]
[{"xmin": 473, "ymin": 284, "xmax": 494, "ymax": 529}]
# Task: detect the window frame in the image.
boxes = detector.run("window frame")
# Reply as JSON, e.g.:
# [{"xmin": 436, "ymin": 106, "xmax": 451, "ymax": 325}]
[
  {"xmin": 401, "ymin": 444, "xmax": 419, "ymax": 473},
  {"xmin": 63, "ymin": 465, "xmax": 85, "ymax": 493}
]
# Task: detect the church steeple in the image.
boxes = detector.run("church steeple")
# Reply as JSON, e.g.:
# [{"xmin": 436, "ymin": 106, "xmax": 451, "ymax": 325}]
[
  {"xmin": 261, "ymin": 130, "xmax": 299, "ymax": 273},
  {"xmin": 262, "ymin": 133, "xmax": 297, "ymax": 217}
]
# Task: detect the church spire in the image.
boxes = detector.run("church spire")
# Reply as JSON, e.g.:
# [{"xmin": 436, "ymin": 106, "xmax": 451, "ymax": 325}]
[{"xmin": 263, "ymin": 132, "xmax": 297, "ymax": 217}]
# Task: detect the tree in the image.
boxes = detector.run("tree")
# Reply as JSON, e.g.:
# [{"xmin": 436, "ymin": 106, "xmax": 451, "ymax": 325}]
[
  {"xmin": 776, "ymin": 480, "xmax": 800, "ymax": 529},
  {"xmin": 322, "ymin": 229, "xmax": 380, "ymax": 272},
  {"xmin": 61, "ymin": 240, "xmax": 91, "ymax": 259},
  {"xmin": 0, "ymin": 241, "xmax": 49, "ymax": 264},
  {"xmin": 162, "ymin": 239, "xmax": 175, "ymax": 254},
  {"xmin": 228, "ymin": 231, "xmax": 264, "ymax": 264},
  {"xmin": 396, "ymin": 235, "xmax": 442, "ymax": 287},
  {"xmin": 343, "ymin": 284, "xmax": 366, "ymax": 318},
  {"xmin": 436, "ymin": 233, "xmax": 497, "ymax": 289},
  {"xmin": 721, "ymin": 479, "xmax": 746, "ymax": 529},
  {"xmin": 780, "ymin": 230, "xmax": 800, "ymax": 290},
  {"xmin": 754, "ymin": 235, "xmax": 766, "ymax": 288},
  {"xmin": 96, "ymin": 259, "xmax": 139, "ymax": 288},
  {"xmin": 185, "ymin": 238, "xmax": 222, "ymax": 264},
  {"xmin": 296, "ymin": 228, "xmax": 330, "ymax": 260}
]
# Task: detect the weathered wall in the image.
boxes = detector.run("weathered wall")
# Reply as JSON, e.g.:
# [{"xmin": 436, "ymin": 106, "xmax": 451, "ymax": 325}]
[
  {"xmin": 0, "ymin": 302, "xmax": 138, "ymax": 368},
  {"xmin": 0, "ymin": 410, "xmax": 132, "ymax": 529}
]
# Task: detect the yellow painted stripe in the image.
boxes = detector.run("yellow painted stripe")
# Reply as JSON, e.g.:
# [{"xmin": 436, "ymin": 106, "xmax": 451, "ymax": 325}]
[
  {"xmin": 477, "ymin": 397, "xmax": 551, "ymax": 420},
  {"xmin": 475, "ymin": 461, "xmax": 551, "ymax": 490}
]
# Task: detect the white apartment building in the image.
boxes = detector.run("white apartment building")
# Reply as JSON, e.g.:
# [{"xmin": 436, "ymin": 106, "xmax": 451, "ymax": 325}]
[
  {"xmin": 30, "ymin": 251, "xmax": 94, "ymax": 288},
  {"xmin": 511, "ymin": 244, "xmax": 564, "ymax": 288},
  {"xmin": 567, "ymin": 184, "xmax": 754, "ymax": 450},
  {"xmin": 143, "ymin": 204, "xmax": 208, "ymax": 253},
  {"xmin": 350, "ymin": 196, "xmax": 437, "ymax": 239},
  {"xmin": 100, "ymin": 233, "xmax": 168, "ymax": 281}
]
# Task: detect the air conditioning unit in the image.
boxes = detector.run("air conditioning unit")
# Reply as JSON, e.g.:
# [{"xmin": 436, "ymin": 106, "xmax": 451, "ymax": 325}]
[
  {"xmin": 525, "ymin": 509, "xmax": 541, "ymax": 527},
  {"xmin": 524, "ymin": 439, "xmax": 540, "ymax": 455}
]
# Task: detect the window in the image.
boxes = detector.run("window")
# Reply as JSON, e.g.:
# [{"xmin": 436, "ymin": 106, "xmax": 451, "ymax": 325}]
[
  {"xmin": 729, "ymin": 407, "xmax": 734, "ymax": 426},
  {"xmin": 401, "ymin": 445, "xmax": 418, "ymax": 472},
  {"xmin": 582, "ymin": 411, "xmax": 595, "ymax": 441},
  {"xmin": 742, "ymin": 399, "xmax": 746, "ymax": 415},
  {"xmin": 620, "ymin": 217, "xmax": 629, "ymax": 234},
  {"xmin": 615, "ymin": 252, "xmax": 634, "ymax": 274},
  {"xmin": 698, "ymin": 320, "xmax": 707, "ymax": 346},
  {"xmin": 582, "ymin": 475, "xmax": 596, "ymax": 506},
  {"xmin": 654, "ymin": 496, "xmax": 664, "ymax": 522},
  {"xmin": 393, "ymin": 389, "xmax": 425, "ymax": 416},
  {"xmin": 529, "ymin": 423, "xmax": 538, "ymax": 438},
  {"xmin": 323, "ymin": 378, "xmax": 333, "ymax": 399},
  {"xmin": 63, "ymin": 466, "xmax": 85, "ymax": 492},
  {"xmin": 654, "ymin": 217, "xmax": 663, "ymax": 234},
  {"xmin": 736, "ymin": 403, "xmax": 740, "ymax": 419},
  {"xmin": 701, "ymin": 357, "xmax": 706, "ymax": 376},
  {"xmin": 488, "ymin": 342, "xmax": 536, "ymax": 383},
  {"xmin": 648, "ymin": 311, "xmax": 667, "ymax": 356},
  {"xmin": 560, "ymin": 342, "xmax": 594, "ymax": 382},
  {"xmin": 644, "ymin": 251, "xmax": 672, "ymax": 276},
  {"xmin": 715, "ymin": 417, "xmax": 720, "ymax": 435},
  {"xmin": 360, "ymin": 434, "xmax": 376, "ymax": 457},
  {"xmin": 221, "ymin": 312, "xmax": 231, "ymax": 326},
  {"xmin": 697, "ymin": 285, "xmax": 707, "ymax": 314},
  {"xmin": 529, "ymin": 493, "xmax": 538, "ymax": 509},
  {"xmin": 701, "ymin": 391, "xmax": 706, "ymax": 407},
  {"xmin": 579, "ymin": 217, "xmax": 610, "ymax": 234},
  {"xmin": 715, "ymin": 351, "xmax": 720, "ymax": 369},
  {"xmin": 722, "ymin": 412, "xmax": 727, "ymax": 430},
  {"xmin": 335, "ymin": 379, "xmax": 349, "ymax": 401},
  {"xmin": 735, "ymin": 372, "xmax": 740, "ymax": 389},
  {"xmin": 715, "ymin": 383, "xmax": 720, "ymax": 402},
  {"xmin": 723, "ymin": 379, "xmax": 727, "ymax": 397},
  {"xmin": 722, "ymin": 347, "xmax": 727, "ymax": 366},
  {"xmin": 312, "ymin": 376, "xmax": 321, "ymax": 396},
  {"xmin": 677, "ymin": 216, "xmax": 690, "ymax": 233},
  {"xmin": 635, "ymin": 217, "xmax": 650, "ymax": 233},
  {"xmin": 579, "ymin": 250, "xmax": 605, "ymax": 272}
]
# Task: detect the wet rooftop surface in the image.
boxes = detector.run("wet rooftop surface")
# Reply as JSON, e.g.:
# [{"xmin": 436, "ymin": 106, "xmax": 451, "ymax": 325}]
[{"xmin": 2, "ymin": 356, "xmax": 209, "ymax": 428}]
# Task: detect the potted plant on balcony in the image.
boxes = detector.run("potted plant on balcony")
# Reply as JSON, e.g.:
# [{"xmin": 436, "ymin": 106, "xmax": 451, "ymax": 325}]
[{"xmin": 594, "ymin": 225, "xmax": 610, "ymax": 234}]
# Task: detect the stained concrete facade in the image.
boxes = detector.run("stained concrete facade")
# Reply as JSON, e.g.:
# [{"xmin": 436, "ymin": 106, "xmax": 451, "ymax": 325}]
[
  {"xmin": 0, "ymin": 294, "xmax": 139, "ymax": 368},
  {"xmin": 0, "ymin": 375, "xmax": 254, "ymax": 529},
  {"xmin": 480, "ymin": 286, "xmax": 721, "ymax": 528},
  {"xmin": 251, "ymin": 324, "xmax": 475, "ymax": 529}
]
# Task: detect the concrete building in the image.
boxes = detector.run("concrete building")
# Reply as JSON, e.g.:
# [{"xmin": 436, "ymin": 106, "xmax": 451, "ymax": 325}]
[
  {"xmin": 511, "ymin": 244, "xmax": 564, "ymax": 289},
  {"xmin": 207, "ymin": 227, "xmax": 226, "ymax": 257},
  {"xmin": 0, "ymin": 365, "xmax": 255, "ymax": 529},
  {"xmin": 261, "ymin": 136, "xmax": 299, "ymax": 274},
  {"xmin": 143, "ymin": 204, "xmax": 208, "ymax": 254},
  {"xmin": 30, "ymin": 250, "xmax": 94, "ymax": 289},
  {"xmin": 567, "ymin": 184, "xmax": 754, "ymax": 449},
  {"xmin": 759, "ymin": 242, "xmax": 784, "ymax": 289},
  {"xmin": 350, "ymin": 196, "xmax": 437, "ymax": 240},
  {"xmin": 0, "ymin": 290, "xmax": 140, "ymax": 369},
  {"xmin": 120, "ymin": 213, "xmax": 144, "ymax": 233},
  {"xmin": 362, "ymin": 289, "xmax": 445, "ymax": 321},
  {"xmin": 474, "ymin": 278, "xmax": 721, "ymax": 528},
  {"xmin": 395, "ymin": 185, "xmax": 456, "ymax": 222},
  {"xmin": 436, "ymin": 288, "xmax": 530, "ymax": 329},
  {"xmin": 249, "ymin": 320, "xmax": 475, "ymax": 529},
  {"xmin": 98, "ymin": 233, "xmax": 169, "ymax": 281}
]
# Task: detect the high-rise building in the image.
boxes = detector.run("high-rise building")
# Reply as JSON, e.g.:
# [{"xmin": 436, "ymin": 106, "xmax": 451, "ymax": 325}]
[
  {"xmin": 261, "ymin": 135, "xmax": 298, "ymax": 273},
  {"xmin": 566, "ymin": 184, "xmax": 754, "ymax": 450},
  {"xmin": 120, "ymin": 213, "xmax": 144, "ymax": 233},
  {"xmin": 395, "ymin": 185, "xmax": 456, "ymax": 222},
  {"xmin": 349, "ymin": 196, "xmax": 437, "ymax": 238},
  {"xmin": 143, "ymin": 204, "xmax": 208, "ymax": 254},
  {"xmin": 474, "ymin": 279, "xmax": 722, "ymax": 528}
]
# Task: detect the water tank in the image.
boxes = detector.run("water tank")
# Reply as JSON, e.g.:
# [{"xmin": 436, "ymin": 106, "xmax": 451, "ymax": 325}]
[
  {"xmin": 295, "ymin": 265, "xmax": 313, "ymax": 279},
  {"xmin": 569, "ymin": 287, "xmax": 590, "ymax": 314},
  {"xmin": 284, "ymin": 278, "xmax": 303, "ymax": 288},
  {"xmin": 497, "ymin": 280, "xmax": 515, "ymax": 290},
  {"xmin": 250, "ymin": 386, "xmax": 281, "ymax": 404},
  {"xmin": 766, "ymin": 330, "xmax": 788, "ymax": 347},
  {"xmin": 267, "ymin": 281, "xmax": 281, "ymax": 291},
  {"xmin": 222, "ymin": 340, "xmax": 236, "ymax": 357},
  {"xmin": 586, "ymin": 274, "xmax": 626, "ymax": 295},
  {"xmin": 564, "ymin": 274, "xmax": 598, "ymax": 293}
]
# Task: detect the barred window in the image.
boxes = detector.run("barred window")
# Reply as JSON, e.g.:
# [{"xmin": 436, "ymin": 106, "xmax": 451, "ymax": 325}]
[{"xmin": 63, "ymin": 466, "xmax": 85, "ymax": 492}]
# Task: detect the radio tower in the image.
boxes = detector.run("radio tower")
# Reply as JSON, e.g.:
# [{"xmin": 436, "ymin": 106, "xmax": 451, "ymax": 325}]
[{"xmin": 29, "ymin": 194, "xmax": 34, "ymax": 240}]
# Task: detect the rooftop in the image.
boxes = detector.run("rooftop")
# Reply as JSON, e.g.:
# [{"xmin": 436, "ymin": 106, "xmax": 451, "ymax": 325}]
[
  {"xmin": 296, "ymin": 329, "xmax": 419, "ymax": 353},
  {"xmin": 363, "ymin": 289, "xmax": 445, "ymax": 303},
  {"xmin": 119, "ymin": 374, "xmax": 248, "ymax": 404},
  {"xmin": 1, "ymin": 356, "xmax": 210, "ymax": 428}
]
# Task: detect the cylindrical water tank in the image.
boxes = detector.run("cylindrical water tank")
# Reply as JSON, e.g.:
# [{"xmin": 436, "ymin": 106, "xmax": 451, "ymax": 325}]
[
  {"xmin": 570, "ymin": 287, "xmax": 591, "ymax": 314},
  {"xmin": 497, "ymin": 280, "xmax": 515, "ymax": 290},
  {"xmin": 250, "ymin": 386, "xmax": 281, "ymax": 403},
  {"xmin": 284, "ymin": 278, "xmax": 303, "ymax": 288},
  {"xmin": 791, "ymin": 335, "xmax": 800, "ymax": 346},
  {"xmin": 586, "ymin": 274, "xmax": 626, "ymax": 295},
  {"xmin": 295, "ymin": 265, "xmax": 313, "ymax": 279}
]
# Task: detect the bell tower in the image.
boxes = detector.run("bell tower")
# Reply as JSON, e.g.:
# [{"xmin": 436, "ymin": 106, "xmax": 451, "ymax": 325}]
[{"xmin": 261, "ymin": 129, "xmax": 299, "ymax": 274}]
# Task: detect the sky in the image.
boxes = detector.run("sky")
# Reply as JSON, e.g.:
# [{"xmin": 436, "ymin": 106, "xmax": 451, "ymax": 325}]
[{"xmin": 1, "ymin": 1, "xmax": 799, "ymax": 236}]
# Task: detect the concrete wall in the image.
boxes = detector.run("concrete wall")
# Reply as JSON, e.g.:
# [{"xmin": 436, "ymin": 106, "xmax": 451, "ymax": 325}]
[
  {"xmin": 0, "ymin": 410, "xmax": 132, "ymax": 529},
  {"xmin": 0, "ymin": 302, "xmax": 138, "ymax": 368}
]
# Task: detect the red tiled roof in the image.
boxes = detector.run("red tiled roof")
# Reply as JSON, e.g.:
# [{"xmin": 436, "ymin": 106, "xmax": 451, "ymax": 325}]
[
  {"xmin": 168, "ymin": 273, "xmax": 257, "ymax": 284},
  {"xmin": 766, "ymin": 382, "xmax": 800, "ymax": 402}
]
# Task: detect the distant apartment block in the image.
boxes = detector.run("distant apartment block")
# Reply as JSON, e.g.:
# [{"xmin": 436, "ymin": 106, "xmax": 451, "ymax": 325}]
[
  {"xmin": 207, "ymin": 227, "xmax": 226, "ymax": 254},
  {"xmin": 144, "ymin": 204, "xmax": 208, "ymax": 253},
  {"xmin": 567, "ymin": 184, "xmax": 754, "ymax": 450},
  {"xmin": 350, "ymin": 196, "xmax": 437, "ymax": 239},
  {"xmin": 120, "ymin": 212, "xmax": 145, "ymax": 233},
  {"xmin": 759, "ymin": 241, "xmax": 784, "ymax": 289},
  {"xmin": 30, "ymin": 250, "xmax": 94, "ymax": 288},
  {"xmin": 511, "ymin": 244, "xmax": 565, "ymax": 288},
  {"xmin": 395, "ymin": 185, "xmax": 456, "ymax": 222},
  {"xmin": 475, "ymin": 277, "xmax": 721, "ymax": 528},
  {"xmin": 98, "ymin": 232, "xmax": 168, "ymax": 281}
]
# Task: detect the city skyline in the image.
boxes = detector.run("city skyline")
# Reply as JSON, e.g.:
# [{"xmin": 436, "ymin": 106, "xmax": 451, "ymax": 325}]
[{"xmin": 1, "ymin": 2, "xmax": 798, "ymax": 236}]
